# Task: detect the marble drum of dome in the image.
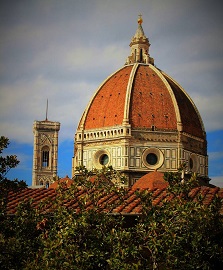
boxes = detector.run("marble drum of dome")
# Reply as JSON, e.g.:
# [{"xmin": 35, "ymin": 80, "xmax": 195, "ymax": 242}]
[{"xmin": 73, "ymin": 15, "xmax": 208, "ymax": 186}]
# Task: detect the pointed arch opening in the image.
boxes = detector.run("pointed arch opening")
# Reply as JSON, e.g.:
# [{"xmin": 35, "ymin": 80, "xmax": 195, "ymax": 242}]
[{"xmin": 42, "ymin": 146, "xmax": 50, "ymax": 168}]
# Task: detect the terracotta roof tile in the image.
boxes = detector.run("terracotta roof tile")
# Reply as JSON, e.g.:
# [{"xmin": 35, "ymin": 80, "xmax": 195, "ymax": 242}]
[
  {"xmin": 49, "ymin": 176, "xmax": 73, "ymax": 189},
  {"xmin": 132, "ymin": 171, "xmax": 168, "ymax": 190},
  {"xmin": 5, "ymin": 186, "xmax": 223, "ymax": 215},
  {"xmin": 6, "ymin": 188, "xmax": 57, "ymax": 215}
]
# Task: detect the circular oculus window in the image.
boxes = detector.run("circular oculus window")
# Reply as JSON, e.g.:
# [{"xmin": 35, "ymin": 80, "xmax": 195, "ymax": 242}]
[
  {"xmin": 146, "ymin": 153, "xmax": 158, "ymax": 165},
  {"xmin": 100, "ymin": 154, "xmax": 109, "ymax": 165},
  {"xmin": 93, "ymin": 150, "xmax": 110, "ymax": 169},
  {"xmin": 189, "ymin": 153, "xmax": 199, "ymax": 173},
  {"xmin": 142, "ymin": 147, "xmax": 164, "ymax": 169}
]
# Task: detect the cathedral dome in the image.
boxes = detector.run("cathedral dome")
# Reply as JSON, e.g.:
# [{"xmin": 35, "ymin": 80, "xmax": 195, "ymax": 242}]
[
  {"xmin": 79, "ymin": 15, "xmax": 205, "ymax": 139},
  {"xmin": 79, "ymin": 63, "xmax": 205, "ymax": 139},
  {"xmin": 73, "ymin": 16, "xmax": 208, "ymax": 186}
]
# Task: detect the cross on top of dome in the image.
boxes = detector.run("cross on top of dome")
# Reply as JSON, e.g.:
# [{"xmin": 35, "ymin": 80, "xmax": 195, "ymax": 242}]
[
  {"xmin": 134, "ymin": 14, "xmax": 146, "ymax": 39},
  {"xmin": 138, "ymin": 14, "xmax": 143, "ymax": 25}
]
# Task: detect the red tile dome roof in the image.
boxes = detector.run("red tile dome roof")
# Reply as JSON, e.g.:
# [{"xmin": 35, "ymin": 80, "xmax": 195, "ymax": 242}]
[{"xmin": 79, "ymin": 63, "xmax": 205, "ymax": 139}]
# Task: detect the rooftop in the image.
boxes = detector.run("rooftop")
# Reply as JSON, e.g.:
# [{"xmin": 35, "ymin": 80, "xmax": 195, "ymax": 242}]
[{"xmin": 5, "ymin": 185, "xmax": 223, "ymax": 216}]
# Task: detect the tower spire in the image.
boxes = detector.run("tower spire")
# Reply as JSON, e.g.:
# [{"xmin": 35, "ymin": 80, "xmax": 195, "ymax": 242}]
[
  {"xmin": 125, "ymin": 15, "xmax": 154, "ymax": 65},
  {"xmin": 45, "ymin": 99, "xmax": 48, "ymax": 121}
]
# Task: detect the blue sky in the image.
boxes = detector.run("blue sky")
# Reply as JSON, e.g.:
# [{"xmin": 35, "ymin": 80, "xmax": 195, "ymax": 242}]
[{"xmin": 1, "ymin": 0, "xmax": 223, "ymax": 187}]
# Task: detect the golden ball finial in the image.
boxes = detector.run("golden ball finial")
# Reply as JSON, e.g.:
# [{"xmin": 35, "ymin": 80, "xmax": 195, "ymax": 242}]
[{"xmin": 138, "ymin": 14, "xmax": 143, "ymax": 25}]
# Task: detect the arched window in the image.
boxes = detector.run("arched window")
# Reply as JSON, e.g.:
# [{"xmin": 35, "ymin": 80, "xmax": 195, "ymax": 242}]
[
  {"xmin": 140, "ymin": 49, "xmax": 143, "ymax": 62},
  {"xmin": 42, "ymin": 146, "xmax": 49, "ymax": 167}
]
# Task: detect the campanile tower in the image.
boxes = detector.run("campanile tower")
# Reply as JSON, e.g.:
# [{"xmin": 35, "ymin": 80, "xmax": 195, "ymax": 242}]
[{"xmin": 32, "ymin": 114, "xmax": 60, "ymax": 187}]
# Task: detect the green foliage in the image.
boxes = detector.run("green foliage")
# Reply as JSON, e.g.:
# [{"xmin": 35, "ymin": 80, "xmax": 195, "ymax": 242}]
[
  {"xmin": 0, "ymin": 137, "xmax": 30, "ymax": 269},
  {"xmin": 0, "ymin": 200, "xmax": 42, "ymax": 270},
  {"xmin": 0, "ymin": 136, "xmax": 27, "ymax": 190},
  {"xmin": 0, "ymin": 166, "xmax": 223, "ymax": 269},
  {"xmin": 0, "ymin": 136, "xmax": 20, "ymax": 181},
  {"xmin": 0, "ymin": 136, "xmax": 27, "ymax": 218}
]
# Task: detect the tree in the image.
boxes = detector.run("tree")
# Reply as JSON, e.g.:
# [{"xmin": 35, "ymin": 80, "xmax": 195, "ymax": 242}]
[
  {"xmin": 27, "ymin": 167, "xmax": 223, "ymax": 269},
  {"xmin": 0, "ymin": 136, "xmax": 27, "ymax": 191},
  {"xmin": 0, "ymin": 137, "xmax": 32, "ymax": 270},
  {"xmin": 0, "ymin": 136, "xmax": 19, "ymax": 180},
  {"xmin": 0, "ymin": 166, "xmax": 223, "ymax": 269},
  {"xmin": 0, "ymin": 136, "xmax": 27, "ymax": 236}
]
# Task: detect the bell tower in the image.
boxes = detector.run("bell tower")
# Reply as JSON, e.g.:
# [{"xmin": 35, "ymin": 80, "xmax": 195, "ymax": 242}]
[{"xmin": 32, "ymin": 106, "xmax": 60, "ymax": 187}]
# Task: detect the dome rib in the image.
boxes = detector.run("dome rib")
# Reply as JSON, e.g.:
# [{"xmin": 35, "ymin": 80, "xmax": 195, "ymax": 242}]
[
  {"xmin": 123, "ymin": 63, "xmax": 139, "ymax": 125},
  {"xmin": 161, "ymin": 71, "xmax": 206, "ymax": 139},
  {"xmin": 81, "ymin": 65, "xmax": 133, "ymax": 130},
  {"xmin": 149, "ymin": 65, "xmax": 182, "ymax": 131},
  {"xmin": 78, "ymin": 66, "xmax": 127, "ymax": 130},
  {"xmin": 128, "ymin": 64, "xmax": 178, "ymax": 130}
]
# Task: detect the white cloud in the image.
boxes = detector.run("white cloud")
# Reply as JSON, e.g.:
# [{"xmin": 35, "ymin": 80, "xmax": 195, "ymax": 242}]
[
  {"xmin": 0, "ymin": 0, "xmax": 222, "ymax": 160},
  {"xmin": 193, "ymin": 95, "xmax": 223, "ymax": 131},
  {"xmin": 0, "ymin": 77, "xmax": 95, "ymax": 143}
]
